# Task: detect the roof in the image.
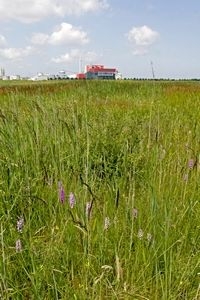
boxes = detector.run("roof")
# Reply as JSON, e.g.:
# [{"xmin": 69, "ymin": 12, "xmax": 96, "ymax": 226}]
[{"xmin": 86, "ymin": 65, "xmax": 117, "ymax": 73}]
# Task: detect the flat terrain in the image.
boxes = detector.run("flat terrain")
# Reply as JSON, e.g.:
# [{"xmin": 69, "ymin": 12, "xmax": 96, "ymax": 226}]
[{"xmin": 0, "ymin": 80, "xmax": 199, "ymax": 299}]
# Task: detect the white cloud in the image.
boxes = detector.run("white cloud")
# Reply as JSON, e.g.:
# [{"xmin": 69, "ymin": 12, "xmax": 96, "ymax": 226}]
[
  {"xmin": 0, "ymin": 46, "xmax": 34, "ymax": 60},
  {"xmin": 52, "ymin": 53, "xmax": 72, "ymax": 64},
  {"xmin": 31, "ymin": 33, "xmax": 49, "ymax": 45},
  {"xmin": 127, "ymin": 25, "xmax": 159, "ymax": 46},
  {"xmin": 49, "ymin": 23, "xmax": 89, "ymax": 45},
  {"xmin": 84, "ymin": 51, "xmax": 99, "ymax": 63},
  {"xmin": 52, "ymin": 49, "xmax": 99, "ymax": 64},
  {"xmin": 52, "ymin": 49, "xmax": 81, "ymax": 63},
  {"xmin": 31, "ymin": 23, "xmax": 89, "ymax": 46},
  {"xmin": 0, "ymin": 34, "xmax": 7, "ymax": 47},
  {"xmin": 0, "ymin": 0, "xmax": 109, "ymax": 23},
  {"xmin": 132, "ymin": 48, "xmax": 148, "ymax": 56},
  {"xmin": 127, "ymin": 25, "xmax": 159, "ymax": 55}
]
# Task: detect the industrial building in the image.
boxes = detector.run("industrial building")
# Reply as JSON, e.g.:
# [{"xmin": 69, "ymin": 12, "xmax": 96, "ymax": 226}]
[
  {"xmin": 27, "ymin": 64, "xmax": 122, "ymax": 81},
  {"xmin": 74, "ymin": 65, "xmax": 119, "ymax": 80},
  {"xmin": 85, "ymin": 65, "xmax": 117, "ymax": 79}
]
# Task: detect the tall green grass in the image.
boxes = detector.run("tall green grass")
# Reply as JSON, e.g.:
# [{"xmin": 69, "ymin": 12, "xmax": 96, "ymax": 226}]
[{"xmin": 0, "ymin": 80, "xmax": 199, "ymax": 299}]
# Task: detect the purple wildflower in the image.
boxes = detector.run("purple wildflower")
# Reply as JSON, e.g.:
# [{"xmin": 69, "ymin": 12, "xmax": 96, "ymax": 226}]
[
  {"xmin": 188, "ymin": 159, "xmax": 195, "ymax": 170},
  {"xmin": 58, "ymin": 181, "xmax": 65, "ymax": 204},
  {"xmin": 69, "ymin": 192, "xmax": 76, "ymax": 208},
  {"xmin": 16, "ymin": 239, "xmax": 22, "ymax": 252},
  {"xmin": 17, "ymin": 216, "xmax": 24, "ymax": 233}
]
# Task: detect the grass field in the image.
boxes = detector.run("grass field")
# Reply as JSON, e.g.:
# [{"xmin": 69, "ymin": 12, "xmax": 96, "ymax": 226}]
[{"xmin": 0, "ymin": 80, "xmax": 199, "ymax": 299}]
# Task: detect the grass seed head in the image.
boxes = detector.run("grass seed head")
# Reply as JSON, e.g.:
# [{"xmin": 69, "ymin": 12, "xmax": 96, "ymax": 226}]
[
  {"xmin": 132, "ymin": 208, "xmax": 138, "ymax": 219},
  {"xmin": 86, "ymin": 201, "xmax": 92, "ymax": 218},
  {"xmin": 183, "ymin": 173, "xmax": 189, "ymax": 182}
]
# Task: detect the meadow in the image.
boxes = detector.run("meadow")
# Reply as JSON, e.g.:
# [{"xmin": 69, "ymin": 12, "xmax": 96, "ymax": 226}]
[{"xmin": 0, "ymin": 79, "xmax": 199, "ymax": 299}]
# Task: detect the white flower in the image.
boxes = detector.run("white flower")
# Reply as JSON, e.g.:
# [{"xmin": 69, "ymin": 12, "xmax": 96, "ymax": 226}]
[
  {"xmin": 138, "ymin": 228, "xmax": 144, "ymax": 240},
  {"xmin": 104, "ymin": 217, "xmax": 110, "ymax": 230},
  {"xmin": 16, "ymin": 239, "xmax": 22, "ymax": 252},
  {"xmin": 17, "ymin": 216, "xmax": 24, "ymax": 233}
]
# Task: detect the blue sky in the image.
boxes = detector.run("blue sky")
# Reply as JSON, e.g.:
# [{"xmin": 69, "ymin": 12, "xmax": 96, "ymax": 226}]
[{"xmin": 0, "ymin": 0, "xmax": 200, "ymax": 78}]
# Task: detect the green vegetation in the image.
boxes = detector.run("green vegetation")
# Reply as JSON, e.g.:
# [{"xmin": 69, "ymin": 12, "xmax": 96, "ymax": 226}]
[{"xmin": 0, "ymin": 80, "xmax": 199, "ymax": 299}]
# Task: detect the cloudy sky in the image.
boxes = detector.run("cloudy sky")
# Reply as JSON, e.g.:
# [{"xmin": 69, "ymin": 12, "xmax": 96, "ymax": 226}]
[{"xmin": 0, "ymin": 0, "xmax": 199, "ymax": 78}]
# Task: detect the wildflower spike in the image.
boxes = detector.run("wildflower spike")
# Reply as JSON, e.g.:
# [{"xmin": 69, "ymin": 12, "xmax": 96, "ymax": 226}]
[
  {"xmin": 188, "ymin": 159, "xmax": 195, "ymax": 169},
  {"xmin": 104, "ymin": 217, "xmax": 110, "ymax": 230},
  {"xmin": 138, "ymin": 228, "xmax": 144, "ymax": 240},
  {"xmin": 16, "ymin": 239, "xmax": 22, "ymax": 252},
  {"xmin": 69, "ymin": 192, "xmax": 76, "ymax": 208},
  {"xmin": 58, "ymin": 181, "xmax": 65, "ymax": 204},
  {"xmin": 17, "ymin": 216, "xmax": 24, "ymax": 233}
]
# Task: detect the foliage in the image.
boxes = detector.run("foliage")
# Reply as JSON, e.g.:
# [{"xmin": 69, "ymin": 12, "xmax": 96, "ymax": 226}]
[{"xmin": 0, "ymin": 80, "xmax": 199, "ymax": 299}]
